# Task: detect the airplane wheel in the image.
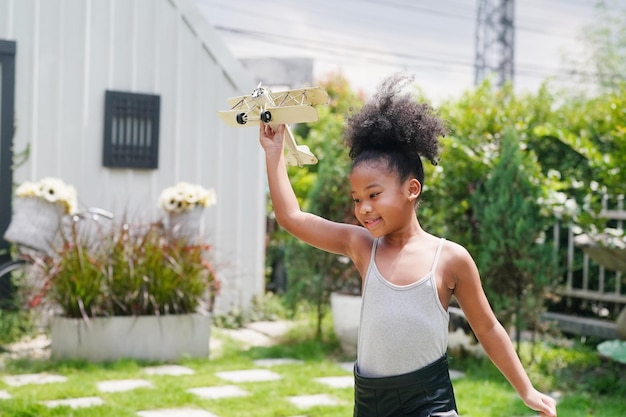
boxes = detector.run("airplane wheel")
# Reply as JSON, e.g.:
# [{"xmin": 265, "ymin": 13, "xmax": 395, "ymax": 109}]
[
  {"xmin": 236, "ymin": 113, "xmax": 247, "ymax": 125},
  {"xmin": 261, "ymin": 111, "xmax": 272, "ymax": 123}
]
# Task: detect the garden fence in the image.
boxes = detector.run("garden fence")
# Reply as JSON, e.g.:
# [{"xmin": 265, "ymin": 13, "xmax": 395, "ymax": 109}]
[{"xmin": 547, "ymin": 195, "xmax": 625, "ymax": 338}]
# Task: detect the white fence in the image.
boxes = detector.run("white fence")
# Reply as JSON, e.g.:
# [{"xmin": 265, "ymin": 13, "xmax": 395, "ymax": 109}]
[
  {"xmin": 558, "ymin": 195, "xmax": 625, "ymax": 307},
  {"xmin": 546, "ymin": 195, "xmax": 625, "ymax": 338}
]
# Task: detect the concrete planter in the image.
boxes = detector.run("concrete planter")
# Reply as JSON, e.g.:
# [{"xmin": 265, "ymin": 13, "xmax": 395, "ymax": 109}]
[
  {"xmin": 50, "ymin": 314, "xmax": 211, "ymax": 362},
  {"xmin": 330, "ymin": 292, "xmax": 362, "ymax": 357}
]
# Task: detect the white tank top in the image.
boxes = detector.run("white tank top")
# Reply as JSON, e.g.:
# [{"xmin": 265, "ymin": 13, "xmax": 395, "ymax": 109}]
[{"xmin": 356, "ymin": 237, "xmax": 449, "ymax": 378}]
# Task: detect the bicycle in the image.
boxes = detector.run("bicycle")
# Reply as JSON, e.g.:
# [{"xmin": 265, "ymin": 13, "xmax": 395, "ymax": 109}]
[{"xmin": 0, "ymin": 206, "xmax": 114, "ymax": 309}]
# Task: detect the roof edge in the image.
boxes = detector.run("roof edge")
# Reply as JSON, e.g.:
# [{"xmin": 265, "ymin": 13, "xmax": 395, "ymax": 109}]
[{"xmin": 172, "ymin": 0, "xmax": 255, "ymax": 93}]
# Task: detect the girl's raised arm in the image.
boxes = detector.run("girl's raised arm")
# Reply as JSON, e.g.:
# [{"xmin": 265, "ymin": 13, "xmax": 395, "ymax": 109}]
[{"xmin": 259, "ymin": 123, "xmax": 368, "ymax": 259}]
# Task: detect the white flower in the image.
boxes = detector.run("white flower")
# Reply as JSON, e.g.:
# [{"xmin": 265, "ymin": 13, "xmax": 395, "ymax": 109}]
[
  {"xmin": 15, "ymin": 181, "xmax": 38, "ymax": 197},
  {"xmin": 159, "ymin": 182, "xmax": 216, "ymax": 213},
  {"xmin": 547, "ymin": 169, "xmax": 561, "ymax": 180},
  {"xmin": 564, "ymin": 198, "xmax": 579, "ymax": 216},
  {"xmin": 15, "ymin": 177, "xmax": 78, "ymax": 214},
  {"xmin": 159, "ymin": 187, "xmax": 181, "ymax": 212},
  {"xmin": 199, "ymin": 188, "xmax": 217, "ymax": 207}
]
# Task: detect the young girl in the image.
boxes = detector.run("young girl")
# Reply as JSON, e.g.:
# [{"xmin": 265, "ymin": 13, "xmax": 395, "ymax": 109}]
[{"xmin": 259, "ymin": 73, "xmax": 557, "ymax": 417}]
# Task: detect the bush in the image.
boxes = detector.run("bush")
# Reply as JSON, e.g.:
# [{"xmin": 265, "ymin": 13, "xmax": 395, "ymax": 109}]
[
  {"xmin": 0, "ymin": 309, "xmax": 35, "ymax": 345},
  {"xmin": 32, "ymin": 220, "xmax": 219, "ymax": 320}
]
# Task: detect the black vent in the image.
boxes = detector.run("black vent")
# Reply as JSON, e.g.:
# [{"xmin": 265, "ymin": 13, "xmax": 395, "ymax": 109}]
[{"xmin": 103, "ymin": 90, "xmax": 160, "ymax": 169}]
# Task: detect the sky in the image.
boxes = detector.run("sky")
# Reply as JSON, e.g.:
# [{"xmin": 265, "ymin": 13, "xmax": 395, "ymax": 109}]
[{"xmin": 195, "ymin": 0, "xmax": 623, "ymax": 102}]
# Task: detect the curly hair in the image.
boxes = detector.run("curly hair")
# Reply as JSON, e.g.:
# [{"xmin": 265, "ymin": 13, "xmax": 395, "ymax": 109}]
[{"xmin": 344, "ymin": 73, "xmax": 448, "ymax": 187}]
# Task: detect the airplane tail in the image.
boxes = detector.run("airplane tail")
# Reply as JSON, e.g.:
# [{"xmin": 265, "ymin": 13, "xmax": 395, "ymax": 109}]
[
  {"xmin": 285, "ymin": 145, "xmax": 318, "ymax": 167},
  {"xmin": 284, "ymin": 126, "xmax": 318, "ymax": 167}
]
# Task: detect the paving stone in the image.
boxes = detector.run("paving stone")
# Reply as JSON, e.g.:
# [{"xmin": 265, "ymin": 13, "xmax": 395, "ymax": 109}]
[
  {"xmin": 187, "ymin": 385, "xmax": 249, "ymax": 400},
  {"xmin": 3, "ymin": 334, "xmax": 50, "ymax": 357},
  {"xmin": 3, "ymin": 373, "xmax": 67, "ymax": 386},
  {"xmin": 219, "ymin": 328, "xmax": 274, "ymax": 348},
  {"xmin": 337, "ymin": 361, "xmax": 355, "ymax": 373},
  {"xmin": 215, "ymin": 369, "xmax": 282, "ymax": 383},
  {"xmin": 288, "ymin": 393, "xmax": 345, "ymax": 409},
  {"xmin": 137, "ymin": 408, "xmax": 219, "ymax": 417},
  {"xmin": 315, "ymin": 376, "xmax": 354, "ymax": 389},
  {"xmin": 143, "ymin": 365, "xmax": 195, "ymax": 376},
  {"xmin": 42, "ymin": 396, "xmax": 104, "ymax": 409},
  {"xmin": 253, "ymin": 358, "xmax": 303, "ymax": 367},
  {"xmin": 97, "ymin": 379, "xmax": 153, "ymax": 393},
  {"xmin": 449, "ymin": 369, "xmax": 465, "ymax": 380},
  {"xmin": 244, "ymin": 320, "xmax": 294, "ymax": 338},
  {"xmin": 0, "ymin": 389, "xmax": 12, "ymax": 399}
]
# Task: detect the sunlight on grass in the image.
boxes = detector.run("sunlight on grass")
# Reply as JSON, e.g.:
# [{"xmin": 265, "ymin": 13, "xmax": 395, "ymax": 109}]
[{"xmin": 1, "ymin": 314, "xmax": 625, "ymax": 417}]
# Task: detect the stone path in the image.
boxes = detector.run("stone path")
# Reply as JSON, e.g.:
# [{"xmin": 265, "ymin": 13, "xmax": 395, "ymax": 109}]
[
  {"xmin": 0, "ymin": 321, "xmax": 469, "ymax": 416},
  {"xmin": 0, "ymin": 361, "xmax": 467, "ymax": 414}
]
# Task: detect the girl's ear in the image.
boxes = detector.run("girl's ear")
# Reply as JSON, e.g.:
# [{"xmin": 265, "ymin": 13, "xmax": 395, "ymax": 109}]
[{"xmin": 407, "ymin": 178, "xmax": 421, "ymax": 202}]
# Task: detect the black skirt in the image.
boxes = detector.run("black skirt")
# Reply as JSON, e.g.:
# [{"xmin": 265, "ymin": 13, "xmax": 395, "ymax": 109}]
[{"xmin": 354, "ymin": 355, "xmax": 458, "ymax": 417}]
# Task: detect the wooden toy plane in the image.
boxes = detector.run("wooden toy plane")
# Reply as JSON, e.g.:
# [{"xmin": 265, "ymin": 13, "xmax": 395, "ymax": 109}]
[{"xmin": 218, "ymin": 83, "xmax": 329, "ymax": 167}]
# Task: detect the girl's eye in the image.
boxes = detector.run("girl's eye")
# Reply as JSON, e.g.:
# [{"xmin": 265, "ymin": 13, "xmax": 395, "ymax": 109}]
[
  {"xmin": 353, "ymin": 198, "xmax": 361, "ymax": 204},
  {"xmin": 369, "ymin": 192, "xmax": 380, "ymax": 199}
]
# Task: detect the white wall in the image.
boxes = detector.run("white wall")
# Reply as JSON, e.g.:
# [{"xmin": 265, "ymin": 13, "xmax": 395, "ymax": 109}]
[{"xmin": 0, "ymin": 0, "xmax": 266, "ymax": 313}]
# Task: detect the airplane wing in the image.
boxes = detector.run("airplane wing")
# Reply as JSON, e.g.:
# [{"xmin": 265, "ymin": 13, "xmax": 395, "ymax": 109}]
[
  {"xmin": 218, "ymin": 85, "xmax": 328, "ymax": 167},
  {"xmin": 226, "ymin": 95, "xmax": 251, "ymax": 109},
  {"xmin": 263, "ymin": 106, "xmax": 319, "ymax": 124},
  {"xmin": 218, "ymin": 109, "xmax": 258, "ymax": 127},
  {"xmin": 218, "ymin": 105, "xmax": 319, "ymax": 127},
  {"xmin": 271, "ymin": 87, "xmax": 329, "ymax": 107}
]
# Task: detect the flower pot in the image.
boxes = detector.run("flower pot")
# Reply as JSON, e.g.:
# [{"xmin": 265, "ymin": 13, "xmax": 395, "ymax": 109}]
[
  {"xmin": 574, "ymin": 233, "xmax": 626, "ymax": 273},
  {"xmin": 167, "ymin": 206, "xmax": 205, "ymax": 244},
  {"xmin": 330, "ymin": 292, "xmax": 362, "ymax": 357},
  {"xmin": 50, "ymin": 314, "xmax": 211, "ymax": 362},
  {"xmin": 3, "ymin": 197, "xmax": 66, "ymax": 255}
]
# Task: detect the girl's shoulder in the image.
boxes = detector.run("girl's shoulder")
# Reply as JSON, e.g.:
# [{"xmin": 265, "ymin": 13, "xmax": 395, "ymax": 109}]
[
  {"xmin": 439, "ymin": 238, "xmax": 476, "ymax": 268},
  {"xmin": 432, "ymin": 238, "xmax": 480, "ymax": 291}
]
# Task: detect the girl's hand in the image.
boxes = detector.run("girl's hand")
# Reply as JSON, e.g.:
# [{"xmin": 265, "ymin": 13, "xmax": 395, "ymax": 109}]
[
  {"xmin": 523, "ymin": 388, "xmax": 557, "ymax": 417},
  {"xmin": 259, "ymin": 122, "xmax": 285, "ymax": 161}
]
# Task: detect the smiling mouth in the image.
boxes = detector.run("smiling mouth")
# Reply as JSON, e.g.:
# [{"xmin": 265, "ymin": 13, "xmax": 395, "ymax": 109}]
[{"xmin": 363, "ymin": 217, "xmax": 381, "ymax": 228}]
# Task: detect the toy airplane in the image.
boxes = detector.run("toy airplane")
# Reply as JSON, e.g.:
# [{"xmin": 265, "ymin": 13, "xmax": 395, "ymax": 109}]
[{"xmin": 218, "ymin": 83, "xmax": 329, "ymax": 167}]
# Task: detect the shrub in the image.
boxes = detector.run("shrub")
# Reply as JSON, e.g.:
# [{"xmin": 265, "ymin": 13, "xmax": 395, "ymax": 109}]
[{"xmin": 32, "ymin": 220, "xmax": 219, "ymax": 320}]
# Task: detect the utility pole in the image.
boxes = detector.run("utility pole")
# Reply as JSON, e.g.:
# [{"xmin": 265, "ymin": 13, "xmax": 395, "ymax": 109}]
[{"xmin": 474, "ymin": 0, "xmax": 515, "ymax": 87}]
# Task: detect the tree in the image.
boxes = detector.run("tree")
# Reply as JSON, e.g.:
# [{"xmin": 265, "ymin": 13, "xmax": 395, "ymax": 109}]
[
  {"xmin": 471, "ymin": 129, "xmax": 558, "ymax": 348},
  {"xmin": 563, "ymin": 0, "xmax": 626, "ymax": 94},
  {"xmin": 424, "ymin": 80, "xmax": 559, "ymax": 255},
  {"xmin": 266, "ymin": 72, "xmax": 364, "ymax": 339}
]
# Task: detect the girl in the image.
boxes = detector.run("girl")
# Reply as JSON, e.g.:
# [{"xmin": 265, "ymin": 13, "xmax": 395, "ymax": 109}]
[{"xmin": 259, "ymin": 73, "xmax": 557, "ymax": 417}]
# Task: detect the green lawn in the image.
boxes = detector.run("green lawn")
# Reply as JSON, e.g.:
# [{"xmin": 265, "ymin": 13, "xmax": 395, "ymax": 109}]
[{"xmin": 0, "ymin": 318, "xmax": 624, "ymax": 417}]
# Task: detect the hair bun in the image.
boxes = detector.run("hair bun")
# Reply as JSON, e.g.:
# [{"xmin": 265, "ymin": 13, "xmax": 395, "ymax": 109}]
[{"xmin": 345, "ymin": 72, "xmax": 447, "ymax": 167}]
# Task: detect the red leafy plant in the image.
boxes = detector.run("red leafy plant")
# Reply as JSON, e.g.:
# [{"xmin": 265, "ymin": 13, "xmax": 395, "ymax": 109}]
[{"xmin": 31, "ymin": 220, "xmax": 219, "ymax": 320}]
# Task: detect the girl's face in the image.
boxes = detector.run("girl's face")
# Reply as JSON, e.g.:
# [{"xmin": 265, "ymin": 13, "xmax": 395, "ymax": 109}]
[{"xmin": 349, "ymin": 161, "xmax": 420, "ymax": 237}]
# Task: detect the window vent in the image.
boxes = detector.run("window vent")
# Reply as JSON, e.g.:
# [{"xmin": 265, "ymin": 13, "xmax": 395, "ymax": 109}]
[{"xmin": 103, "ymin": 90, "xmax": 160, "ymax": 169}]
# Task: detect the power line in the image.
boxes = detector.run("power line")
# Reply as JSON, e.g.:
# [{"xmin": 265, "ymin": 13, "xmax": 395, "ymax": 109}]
[
  {"xmin": 200, "ymin": 0, "xmax": 612, "ymax": 87},
  {"xmin": 200, "ymin": 0, "xmax": 592, "ymax": 40},
  {"xmin": 214, "ymin": 25, "xmax": 603, "ymax": 84},
  {"xmin": 214, "ymin": 26, "xmax": 471, "ymax": 69}
]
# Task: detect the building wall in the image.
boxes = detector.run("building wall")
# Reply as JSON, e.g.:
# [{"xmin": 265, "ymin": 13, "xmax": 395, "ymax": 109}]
[{"xmin": 0, "ymin": 0, "xmax": 266, "ymax": 313}]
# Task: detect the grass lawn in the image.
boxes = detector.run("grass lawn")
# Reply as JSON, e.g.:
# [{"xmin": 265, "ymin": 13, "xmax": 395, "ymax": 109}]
[{"xmin": 0, "ymin": 315, "xmax": 625, "ymax": 417}]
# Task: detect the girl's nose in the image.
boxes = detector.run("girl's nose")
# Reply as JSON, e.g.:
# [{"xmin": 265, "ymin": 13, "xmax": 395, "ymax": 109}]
[{"xmin": 360, "ymin": 203, "xmax": 372, "ymax": 214}]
